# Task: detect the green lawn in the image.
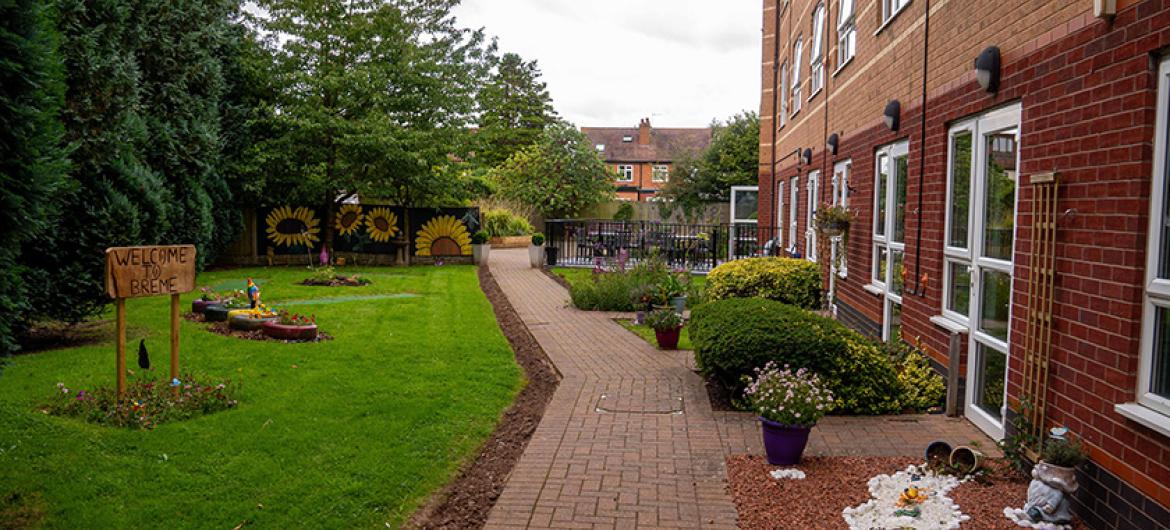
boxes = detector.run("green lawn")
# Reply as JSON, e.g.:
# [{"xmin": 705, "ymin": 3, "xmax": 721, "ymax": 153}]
[
  {"xmin": 616, "ymin": 319, "xmax": 694, "ymax": 351},
  {"xmin": 551, "ymin": 267, "xmax": 707, "ymax": 291},
  {"xmin": 0, "ymin": 265, "xmax": 522, "ymax": 528}
]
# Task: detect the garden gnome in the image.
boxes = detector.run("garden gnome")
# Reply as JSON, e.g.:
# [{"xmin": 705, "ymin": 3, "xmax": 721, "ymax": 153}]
[
  {"xmin": 1004, "ymin": 462, "xmax": 1076, "ymax": 529},
  {"xmin": 247, "ymin": 278, "xmax": 261, "ymax": 309}
]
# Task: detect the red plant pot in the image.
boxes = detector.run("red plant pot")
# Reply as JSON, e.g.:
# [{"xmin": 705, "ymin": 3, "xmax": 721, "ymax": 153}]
[
  {"xmin": 261, "ymin": 321, "xmax": 319, "ymax": 341},
  {"xmin": 192, "ymin": 299, "xmax": 216, "ymax": 314},
  {"xmin": 654, "ymin": 327, "xmax": 681, "ymax": 349}
]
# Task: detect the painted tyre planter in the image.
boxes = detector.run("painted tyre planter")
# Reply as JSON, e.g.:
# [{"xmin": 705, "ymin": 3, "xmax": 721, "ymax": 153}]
[
  {"xmin": 759, "ymin": 418, "xmax": 812, "ymax": 466},
  {"xmin": 262, "ymin": 321, "xmax": 319, "ymax": 341},
  {"xmin": 202, "ymin": 304, "xmax": 230, "ymax": 322},
  {"xmin": 192, "ymin": 299, "xmax": 217, "ymax": 314},
  {"xmin": 229, "ymin": 314, "xmax": 278, "ymax": 331}
]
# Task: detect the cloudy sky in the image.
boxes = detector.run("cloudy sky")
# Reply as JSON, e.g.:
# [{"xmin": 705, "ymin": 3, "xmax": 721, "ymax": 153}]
[{"xmin": 452, "ymin": 0, "xmax": 762, "ymax": 129}]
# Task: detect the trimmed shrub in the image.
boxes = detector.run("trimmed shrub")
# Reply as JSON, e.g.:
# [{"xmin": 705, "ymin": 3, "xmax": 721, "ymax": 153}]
[
  {"xmin": 482, "ymin": 208, "xmax": 533, "ymax": 237},
  {"xmin": 706, "ymin": 257, "xmax": 821, "ymax": 309},
  {"xmin": 885, "ymin": 339, "xmax": 946, "ymax": 412},
  {"xmin": 690, "ymin": 297, "xmax": 902, "ymax": 415}
]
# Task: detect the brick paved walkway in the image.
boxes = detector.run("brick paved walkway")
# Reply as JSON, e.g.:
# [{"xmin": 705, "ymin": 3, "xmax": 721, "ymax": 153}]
[{"xmin": 483, "ymin": 249, "xmax": 995, "ymax": 529}]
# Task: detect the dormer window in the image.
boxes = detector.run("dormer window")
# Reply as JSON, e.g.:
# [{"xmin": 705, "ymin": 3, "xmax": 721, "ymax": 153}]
[
  {"xmin": 622, "ymin": 135, "xmax": 633, "ymax": 142},
  {"xmin": 596, "ymin": 144, "xmax": 605, "ymax": 152}
]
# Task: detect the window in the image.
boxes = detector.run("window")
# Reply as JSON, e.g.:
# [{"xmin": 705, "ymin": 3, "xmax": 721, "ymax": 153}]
[
  {"xmin": 652, "ymin": 165, "xmax": 669, "ymax": 182},
  {"xmin": 831, "ymin": 160, "xmax": 851, "ymax": 278},
  {"xmin": 777, "ymin": 180, "xmax": 786, "ymax": 245},
  {"xmin": 837, "ymin": 0, "xmax": 856, "ymax": 68},
  {"xmin": 806, "ymin": 171, "xmax": 820, "ymax": 262},
  {"xmin": 596, "ymin": 144, "xmax": 605, "ymax": 152},
  {"xmin": 872, "ymin": 141, "xmax": 909, "ymax": 341},
  {"xmin": 617, "ymin": 165, "xmax": 634, "ymax": 182},
  {"xmin": 809, "ymin": 4, "xmax": 826, "ymax": 95},
  {"xmin": 622, "ymin": 135, "xmax": 633, "ymax": 143},
  {"xmin": 1137, "ymin": 56, "xmax": 1170, "ymax": 423},
  {"xmin": 791, "ymin": 38, "xmax": 803, "ymax": 114},
  {"xmin": 881, "ymin": 0, "xmax": 910, "ymax": 27},
  {"xmin": 788, "ymin": 177, "xmax": 799, "ymax": 252},
  {"xmin": 779, "ymin": 60, "xmax": 788, "ymax": 128}
]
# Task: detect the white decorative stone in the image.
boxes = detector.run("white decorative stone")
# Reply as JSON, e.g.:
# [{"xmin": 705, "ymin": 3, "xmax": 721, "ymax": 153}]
[
  {"xmin": 769, "ymin": 468, "xmax": 806, "ymax": 480},
  {"xmin": 1003, "ymin": 507, "xmax": 1072, "ymax": 530},
  {"xmin": 842, "ymin": 465, "xmax": 969, "ymax": 530}
]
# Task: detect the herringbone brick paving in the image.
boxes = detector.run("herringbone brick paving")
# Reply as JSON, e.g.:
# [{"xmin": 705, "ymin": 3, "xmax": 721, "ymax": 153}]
[{"xmin": 482, "ymin": 249, "xmax": 995, "ymax": 529}]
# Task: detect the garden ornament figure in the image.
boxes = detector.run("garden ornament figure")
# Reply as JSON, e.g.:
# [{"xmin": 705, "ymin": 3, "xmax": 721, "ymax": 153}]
[
  {"xmin": 137, "ymin": 339, "xmax": 150, "ymax": 370},
  {"xmin": 319, "ymin": 246, "xmax": 329, "ymax": 266},
  {"xmin": 247, "ymin": 278, "xmax": 261, "ymax": 309},
  {"xmin": 1004, "ymin": 462, "xmax": 1076, "ymax": 529}
]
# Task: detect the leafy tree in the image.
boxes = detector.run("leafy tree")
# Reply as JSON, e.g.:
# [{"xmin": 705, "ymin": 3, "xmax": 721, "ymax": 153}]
[
  {"xmin": 250, "ymin": 0, "xmax": 495, "ymax": 250},
  {"xmin": 492, "ymin": 121, "xmax": 615, "ymax": 218},
  {"xmin": 0, "ymin": 0, "xmax": 68, "ymax": 355},
  {"xmin": 658, "ymin": 111, "xmax": 760, "ymax": 222},
  {"xmin": 475, "ymin": 52, "xmax": 557, "ymax": 168}
]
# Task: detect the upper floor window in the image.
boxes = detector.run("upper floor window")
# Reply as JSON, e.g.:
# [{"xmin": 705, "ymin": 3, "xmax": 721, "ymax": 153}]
[
  {"xmin": 881, "ymin": 0, "xmax": 911, "ymax": 27},
  {"xmin": 652, "ymin": 165, "xmax": 669, "ymax": 182},
  {"xmin": 622, "ymin": 135, "xmax": 633, "ymax": 143},
  {"xmin": 617, "ymin": 165, "xmax": 634, "ymax": 182},
  {"xmin": 791, "ymin": 38, "xmax": 803, "ymax": 114},
  {"xmin": 595, "ymin": 144, "xmax": 605, "ymax": 152},
  {"xmin": 837, "ymin": 0, "xmax": 856, "ymax": 69},
  {"xmin": 779, "ymin": 60, "xmax": 788, "ymax": 128},
  {"xmin": 809, "ymin": 4, "xmax": 826, "ymax": 95}
]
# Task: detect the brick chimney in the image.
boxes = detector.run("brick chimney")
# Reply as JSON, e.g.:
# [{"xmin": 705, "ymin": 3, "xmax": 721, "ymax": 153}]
[{"xmin": 638, "ymin": 118, "xmax": 651, "ymax": 145}]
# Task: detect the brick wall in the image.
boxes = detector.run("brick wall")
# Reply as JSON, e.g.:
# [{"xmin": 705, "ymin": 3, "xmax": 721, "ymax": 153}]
[{"xmin": 611, "ymin": 162, "xmax": 670, "ymax": 202}]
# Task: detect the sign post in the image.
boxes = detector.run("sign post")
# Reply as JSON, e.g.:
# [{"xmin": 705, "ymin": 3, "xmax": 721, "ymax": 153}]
[{"xmin": 105, "ymin": 245, "xmax": 197, "ymax": 396}]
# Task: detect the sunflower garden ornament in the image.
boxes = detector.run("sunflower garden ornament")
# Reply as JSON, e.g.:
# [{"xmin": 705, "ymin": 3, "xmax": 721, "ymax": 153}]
[
  {"xmin": 265, "ymin": 206, "xmax": 320, "ymax": 248},
  {"xmin": 364, "ymin": 207, "xmax": 399, "ymax": 242},
  {"xmin": 415, "ymin": 215, "xmax": 472, "ymax": 257},
  {"xmin": 334, "ymin": 204, "xmax": 364, "ymax": 237}
]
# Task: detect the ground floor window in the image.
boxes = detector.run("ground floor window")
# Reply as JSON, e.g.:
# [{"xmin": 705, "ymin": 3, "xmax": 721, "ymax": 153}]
[
  {"xmin": 872, "ymin": 142, "xmax": 908, "ymax": 341},
  {"xmin": 1137, "ymin": 55, "xmax": 1170, "ymax": 423}
]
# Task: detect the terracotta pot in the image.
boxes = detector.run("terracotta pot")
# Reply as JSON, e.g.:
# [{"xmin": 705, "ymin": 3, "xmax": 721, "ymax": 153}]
[
  {"xmin": 262, "ymin": 321, "xmax": 319, "ymax": 341},
  {"xmin": 949, "ymin": 445, "xmax": 985, "ymax": 474},
  {"xmin": 229, "ymin": 314, "xmax": 278, "ymax": 331},
  {"xmin": 192, "ymin": 299, "xmax": 216, "ymax": 314}
]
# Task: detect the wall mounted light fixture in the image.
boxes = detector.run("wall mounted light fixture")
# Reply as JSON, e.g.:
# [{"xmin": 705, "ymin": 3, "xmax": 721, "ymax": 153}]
[
  {"xmin": 975, "ymin": 46, "xmax": 1001, "ymax": 93},
  {"xmin": 827, "ymin": 133, "xmax": 839, "ymax": 155},
  {"xmin": 802, "ymin": 148, "xmax": 813, "ymax": 166},
  {"xmin": 883, "ymin": 100, "xmax": 900, "ymax": 132}
]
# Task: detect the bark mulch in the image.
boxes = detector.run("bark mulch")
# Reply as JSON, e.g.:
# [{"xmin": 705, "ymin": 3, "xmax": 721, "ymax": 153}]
[
  {"xmin": 727, "ymin": 455, "xmax": 1066, "ymax": 530},
  {"xmin": 407, "ymin": 264, "xmax": 560, "ymax": 530}
]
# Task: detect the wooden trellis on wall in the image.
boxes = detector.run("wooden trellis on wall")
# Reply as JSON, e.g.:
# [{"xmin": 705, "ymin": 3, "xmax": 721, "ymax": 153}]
[{"xmin": 1019, "ymin": 172, "xmax": 1059, "ymax": 458}]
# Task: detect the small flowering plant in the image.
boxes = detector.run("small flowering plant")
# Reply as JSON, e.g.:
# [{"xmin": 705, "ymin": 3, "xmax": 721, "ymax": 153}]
[
  {"xmin": 47, "ymin": 374, "xmax": 238, "ymax": 429},
  {"xmin": 277, "ymin": 309, "xmax": 316, "ymax": 327},
  {"xmin": 742, "ymin": 362, "xmax": 833, "ymax": 427}
]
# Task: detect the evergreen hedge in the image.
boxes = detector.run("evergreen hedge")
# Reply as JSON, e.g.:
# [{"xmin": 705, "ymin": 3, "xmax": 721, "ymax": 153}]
[{"xmin": 705, "ymin": 257, "xmax": 821, "ymax": 309}]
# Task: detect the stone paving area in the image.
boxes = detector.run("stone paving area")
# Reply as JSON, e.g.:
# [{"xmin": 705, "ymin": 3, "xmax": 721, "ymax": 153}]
[{"xmin": 483, "ymin": 249, "xmax": 996, "ymax": 529}]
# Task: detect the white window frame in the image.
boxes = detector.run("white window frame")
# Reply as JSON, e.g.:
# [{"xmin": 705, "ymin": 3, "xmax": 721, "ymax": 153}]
[
  {"xmin": 831, "ymin": 160, "xmax": 851, "ymax": 278},
  {"xmin": 788, "ymin": 176, "xmax": 799, "ymax": 253},
  {"xmin": 779, "ymin": 60, "xmax": 788, "ymax": 129},
  {"xmin": 806, "ymin": 170, "xmax": 820, "ymax": 262},
  {"xmin": 942, "ymin": 119, "xmax": 977, "ymax": 325},
  {"xmin": 652, "ymin": 164, "xmax": 669, "ymax": 182},
  {"xmin": 617, "ymin": 164, "xmax": 634, "ymax": 182},
  {"xmin": 1135, "ymin": 55, "xmax": 1170, "ymax": 424},
  {"xmin": 809, "ymin": 4, "xmax": 826, "ymax": 96},
  {"xmin": 777, "ymin": 180, "xmax": 786, "ymax": 245},
  {"xmin": 872, "ymin": 141, "xmax": 909, "ymax": 342},
  {"xmin": 791, "ymin": 38, "xmax": 803, "ymax": 115},
  {"xmin": 880, "ymin": 0, "xmax": 911, "ymax": 30},
  {"xmin": 836, "ymin": 0, "xmax": 856, "ymax": 71}
]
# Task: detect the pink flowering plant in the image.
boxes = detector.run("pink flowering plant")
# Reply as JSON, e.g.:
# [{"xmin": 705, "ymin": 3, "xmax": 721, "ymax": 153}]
[
  {"xmin": 46, "ymin": 374, "xmax": 239, "ymax": 429},
  {"xmin": 742, "ymin": 362, "xmax": 833, "ymax": 427}
]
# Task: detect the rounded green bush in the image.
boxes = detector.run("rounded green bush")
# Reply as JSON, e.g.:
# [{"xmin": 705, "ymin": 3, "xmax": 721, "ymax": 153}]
[
  {"xmin": 705, "ymin": 257, "xmax": 822, "ymax": 309},
  {"xmin": 690, "ymin": 297, "xmax": 903, "ymax": 415}
]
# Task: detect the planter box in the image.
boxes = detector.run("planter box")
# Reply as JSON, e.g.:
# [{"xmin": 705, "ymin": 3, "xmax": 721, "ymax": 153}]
[
  {"xmin": 262, "ymin": 321, "xmax": 319, "ymax": 341},
  {"xmin": 529, "ymin": 245, "xmax": 544, "ymax": 268},
  {"xmin": 203, "ymin": 304, "xmax": 230, "ymax": 322},
  {"xmin": 472, "ymin": 243, "xmax": 490, "ymax": 265},
  {"xmin": 489, "ymin": 236, "xmax": 530, "ymax": 248},
  {"xmin": 192, "ymin": 299, "xmax": 216, "ymax": 314},
  {"xmin": 229, "ymin": 314, "xmax": 278, "ymax": 331}
]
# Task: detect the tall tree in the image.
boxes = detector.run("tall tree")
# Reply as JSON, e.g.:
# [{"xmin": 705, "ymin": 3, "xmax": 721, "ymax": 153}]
[
  {"xmin": 0, "ymin": 0, "xmax": 68, "ymax": 355},
  {"xmin": 250, "ymin": 0, "xmax": 495, "ymax": 251},
  {"xmin": 475, "ymin": 52, "xmax": 556, "ymax": 168},
  {"xmin": 492, "ymin": 121, "xmax": 614, "ymax": 218},
  {"xmin": 658, "ymin": 111, "xmax": 759, "ymax": 222}
]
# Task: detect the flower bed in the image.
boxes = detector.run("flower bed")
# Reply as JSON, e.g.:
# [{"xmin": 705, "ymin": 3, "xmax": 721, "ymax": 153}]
[
  {"xmin": 299, "ymin": 266, "xmax": 371, "ymax": 287},
  {"xmin": 44, "ymin": 376, "xmax": 238, "ymax": 429}
]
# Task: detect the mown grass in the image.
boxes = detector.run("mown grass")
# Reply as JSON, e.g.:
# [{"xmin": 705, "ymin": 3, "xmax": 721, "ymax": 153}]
[
  {"xmin": 0, "ymin": 265, "xmax": 522, "ymax": 528},
  {"xmin": 550, "ymin": 267, "xmax": 707, "ymax": 291},
  {"xmin": 616, "ymin": 319, "xmax": 694, "ymax": 351}
]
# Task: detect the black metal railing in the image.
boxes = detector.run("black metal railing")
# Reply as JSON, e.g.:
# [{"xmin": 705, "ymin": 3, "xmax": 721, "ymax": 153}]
[{"xmin": 544, "ymin": 219, "xmax": 787, "ymax": 272}]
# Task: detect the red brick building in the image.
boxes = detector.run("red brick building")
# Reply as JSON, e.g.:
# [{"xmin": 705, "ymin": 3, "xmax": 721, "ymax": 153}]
[
  {"xmin": 757, "ymin": 0, "xmax": 1170, "ymax": 526},
  {"xmin": 582, "ymin": 119, "xmax": 711, "ymax": 202}
]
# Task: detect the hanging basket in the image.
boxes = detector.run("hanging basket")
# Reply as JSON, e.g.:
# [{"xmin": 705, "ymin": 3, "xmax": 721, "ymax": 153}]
[{"xmin": 817, "ymin": 221, "xmax": 849, "ymax": 237}]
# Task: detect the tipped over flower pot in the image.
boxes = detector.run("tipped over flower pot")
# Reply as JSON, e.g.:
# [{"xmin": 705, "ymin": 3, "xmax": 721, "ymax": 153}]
[{"xmin": 742, "ymin": 362, "xmax": 834, "ymax": 466}]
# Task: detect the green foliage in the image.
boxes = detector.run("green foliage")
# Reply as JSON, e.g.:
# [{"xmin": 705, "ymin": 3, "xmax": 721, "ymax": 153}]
[
  {"xmin": 884, "ymin": 339, "xmax": 946, "ymax": 412},
  {"xmin": 46, "ymin": 375, "xmax": 238, "ymax": 429},
  {"xmin": 613, "ymin": 202, "xmax": 635, "ymax": 221},
  {"xmin": 1001, "ymin": 400, "xmax": 1041, "ymax": 474},
  {"xmin": 690, "ymin": 298, "xmax": 903, "ymax": 415},
  {"xmin": 530, "ymin": 232, "xmax": 545, "ymax": 246},
  {"xmin": 481, "ymin": 208, "xmax": 533, "ymax": 237},
  {"xmin": 1041, "ymin": 437, "xmax": 1087, "ymax": 468},
  {"xmin": 743, "ymin": 362, "xmax": 833, "ymax": 427},
  {"xmin": 657, "ymin": 111, "xmax": 759, "ymax": 222},
  {"xmin": 618, "ymin": 319, "xmax": 693, "ymax": 351},
  {"xmin": 471, "ymin": 231, "xmax": 489, "ymax": 245},
  {"xmin": 474, "ymin": 52, "xmax": 557, "ymax": 168},
  {"xmin": 568, "ymin": 272, "xmax": 638, "ymax": 311},
  {"xmin": 492, "ymin": 121, "xmax": 615, "ymax": 218},
  {"xmin": 644, "ymin": 309, "xmax": 683, "ymax": 331},
  {"xmin": 706, "ymin": 257, "xmax": 822, "ymax": 309},
  {"xmin": 0, "ymin": 0, "xmax": 67, "ymax": 357}
]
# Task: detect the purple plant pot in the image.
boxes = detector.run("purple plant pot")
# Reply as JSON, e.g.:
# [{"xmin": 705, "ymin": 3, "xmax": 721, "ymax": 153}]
[
  {"xmin": 759, "ymin": 418, "xmax": 811, "ymax": 466},
  {"xmin": 654, "ymin": 327, "xmax": 681, "ymax": 349},
  {"xmin": 192, "ymin": 299, "xmax": 216, "ymax": 314},
  {"xmin": 261, "ymin": 321, "xmax": 319, "ymax": 341}
]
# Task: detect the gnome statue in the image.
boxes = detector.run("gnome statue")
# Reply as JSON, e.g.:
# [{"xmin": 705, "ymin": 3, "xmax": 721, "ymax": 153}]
[
  {"xmin": 247, "ymin": 278, "xmax": 261, "ymax": 309},
  {"xmin": 1004, "ymin": 428, "xmax": 1081, "ymax": 530}
]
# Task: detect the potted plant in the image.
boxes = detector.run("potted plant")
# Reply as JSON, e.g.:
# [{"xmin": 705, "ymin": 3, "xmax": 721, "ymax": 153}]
[
  {"xmin": 645, "ymin": 309, "xmax": 684, "ymax": 349},
  {"xmin": 630, "ymin": 284, "xmax": 656, "ymax": 325},
  {"xmin": 1005, "ymin": 431, "xmax": 1086, "ymax": 526},
  {"xmin": 228, "ymin": 304, "xmax": 279, "ymax": 331},
  {"xmin": 1037, "ymin": 434, "xmax": 1086, "ymax": 487},
  {"xmin": 203, "ymin": 290, "xmax": 247, "ymax": 322},
  {"xmin": 660, "ymin": 273, "xmax": 688, "ymax": 313},
  {"xmin": 814, "ymin": 204, "xmax": 854, "ymax": 238},
  {"xmin": 529, "ymin": 232, "xmax": 546, "ymax": 268},
  {"xmin": 742, "ymin": 362, "xmax": 834, "ymax": 465},
  {"xmin": 261, "ymin": 310, "xmax": 319, "ymax": 341},
  {"xmin": 192, "ymin": 288, "xmax": 219, "ymax": 314},
  {"xmin": 471, "ymin": 230, "xmax": 491, "ymax": 265}
]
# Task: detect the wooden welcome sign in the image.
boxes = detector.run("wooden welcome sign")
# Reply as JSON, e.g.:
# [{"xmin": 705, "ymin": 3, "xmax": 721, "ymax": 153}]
[{"xmin": 105, "ymin": 245, "xmax": 197, "ymax": 395}]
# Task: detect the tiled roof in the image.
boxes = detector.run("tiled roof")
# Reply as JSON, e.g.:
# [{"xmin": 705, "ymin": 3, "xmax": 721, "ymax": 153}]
[{"xmin": 581, "ymin": 126, "xmax": 711, "ymax": 163}]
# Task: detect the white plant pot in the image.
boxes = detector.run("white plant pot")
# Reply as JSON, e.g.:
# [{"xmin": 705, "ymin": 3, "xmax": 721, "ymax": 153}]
[
  {"xmin": 472, "ymin": 244, "xmax": 490, "ymax": 265},
  {"xmin": 529, "ymin": 245, "xmax": 544, "ymax": 268}
]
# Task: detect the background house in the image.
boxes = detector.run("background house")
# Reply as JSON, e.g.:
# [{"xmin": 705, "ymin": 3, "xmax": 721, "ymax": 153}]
[
  {"xmin": 757, "ymin": 0, "xmax": 1170, "ymax": 527},
  {"xmin": 582, "ymin": 119, "xmax": 711, "ymax": 202}
]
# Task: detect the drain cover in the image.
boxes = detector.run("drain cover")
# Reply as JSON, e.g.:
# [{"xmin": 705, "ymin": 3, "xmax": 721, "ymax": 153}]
[{"xmin": 595, "ymin": 393, "xmax": 684, "ymax": 415}]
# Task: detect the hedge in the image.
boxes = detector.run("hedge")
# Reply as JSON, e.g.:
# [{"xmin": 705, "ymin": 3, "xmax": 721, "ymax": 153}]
[
  {"xmin": 705, "ymin": 257, "xmax": 821, "ymax": 309},
  {"xmin": 690, "ymin": 297, "xmax": 903, "ymax": 415}
]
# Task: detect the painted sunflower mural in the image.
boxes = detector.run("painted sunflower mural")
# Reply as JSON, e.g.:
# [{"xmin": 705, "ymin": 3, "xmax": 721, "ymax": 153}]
[
  {"xmin": 334, "ymin": 204, "xmax": 365, "ymax": 237},
  {"xmin": 364, "ymin": 207, "xmax": 400, "ymax": 242},
  {"xmin": 415, "ymin": 215, "xmax": 472, "ymax": 257},
  {"xmin": 266, "ymin": 206, "xmax": 321, "ymax": 248}
]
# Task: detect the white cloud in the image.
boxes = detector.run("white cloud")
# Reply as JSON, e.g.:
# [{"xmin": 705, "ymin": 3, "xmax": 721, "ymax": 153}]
[{"xmin": 453, "ymin": 0, "xmax": 760, "ymax": 128}]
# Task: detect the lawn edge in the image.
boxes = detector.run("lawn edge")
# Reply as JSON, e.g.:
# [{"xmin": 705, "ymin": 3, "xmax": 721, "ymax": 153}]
[{"xmin": 407, "ymin": 264, "xmax": 560, "ymax": 529}]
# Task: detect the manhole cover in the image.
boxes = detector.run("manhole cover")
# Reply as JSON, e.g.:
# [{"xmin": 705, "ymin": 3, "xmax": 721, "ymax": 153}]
[{"xmin": 595, "ymin": 393, "xmax": 684, "ymax": 415}]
